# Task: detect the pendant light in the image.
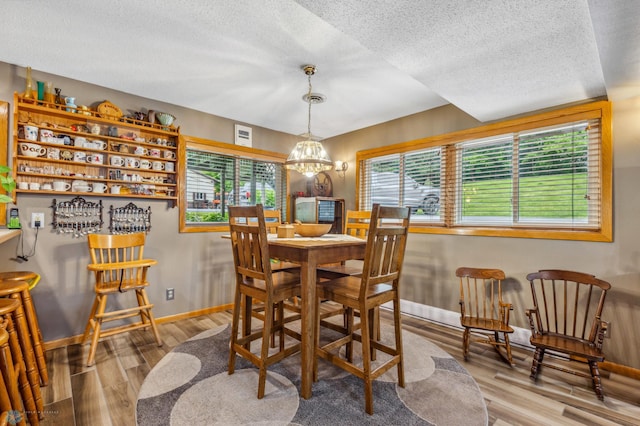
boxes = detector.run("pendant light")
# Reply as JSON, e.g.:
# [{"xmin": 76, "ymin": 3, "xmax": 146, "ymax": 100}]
[{"xmin": 284, "ymin": 65, "xmax": 333, "ymax": 177}]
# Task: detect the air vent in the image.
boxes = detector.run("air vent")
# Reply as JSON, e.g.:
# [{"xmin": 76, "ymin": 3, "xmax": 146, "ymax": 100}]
[{"xmin": 302, "ymin": 93, "xmax": 326, "ymax": 104}]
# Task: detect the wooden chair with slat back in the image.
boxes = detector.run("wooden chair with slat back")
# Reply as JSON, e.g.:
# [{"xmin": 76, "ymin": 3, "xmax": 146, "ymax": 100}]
[
  {"xmin": 525, "ymin": 269, "xmax": 611, "ymax": 400},
  {"xmin": 314, "ymin": 204, "xmax": 411, "ymax": 415},
  {"xmin": 227, "ymin": 205, "xmax": 302, "ymax": 399},
  {"xmin": 83, "ymin": 233, "xmax": 162, "ymax": 366},
  {"xmin": 457, "ymin": 267, "xmax": 514, "ymax": 366},
  {"xmin": 317, "ymin": 210, "xmax": 371, "ymax": 279}
]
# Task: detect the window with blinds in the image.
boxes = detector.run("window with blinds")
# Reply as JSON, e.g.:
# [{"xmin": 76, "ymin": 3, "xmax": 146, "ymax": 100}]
[
  {"xmin": 356, "ymin": 101, "xmax": 611, "ymax": 241},
  {"xmin": 359, "ymin": 148, "xmax": 443, "ymax": 222},
  {"xmin": 184, "ymin": 147, "xmax": 287, "ymax": 226},
  {"xmin": 455, "ymin": 120, "xmax": 600, "ymax": 228}
]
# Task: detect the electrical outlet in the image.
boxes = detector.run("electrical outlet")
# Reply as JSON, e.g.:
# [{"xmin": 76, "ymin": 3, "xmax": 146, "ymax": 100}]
[
  {"xmin": 166, "ymin": 288, "xmax": 175, "ymax": 301},
  {"xmin": 31, "ymin": 212, "xmax": 45, "ymax": 229}
]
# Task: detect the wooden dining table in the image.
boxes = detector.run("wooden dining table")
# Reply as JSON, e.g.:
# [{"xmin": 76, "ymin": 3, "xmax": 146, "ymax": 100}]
[{"xmin": 266, "ymin": 233, "xmax": 367, "ymax": 399}]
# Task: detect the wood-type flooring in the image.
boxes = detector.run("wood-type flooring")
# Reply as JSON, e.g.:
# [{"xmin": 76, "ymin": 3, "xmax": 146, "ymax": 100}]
[{"xmin": 37, "ymin": 309, "xmax": 639, "ymax": 425}]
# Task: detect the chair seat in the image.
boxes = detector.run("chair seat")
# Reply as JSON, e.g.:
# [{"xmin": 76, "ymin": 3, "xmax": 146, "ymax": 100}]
[
  {"xmin": 241, "ymin": 270, "xmax": 301, "ymax": 296},
  {"xmin": 530, "ymin": 334, "xmax": 605, "ymax": 361},
  {"xmin": 317, "ymin": 276, "xmax": 393, "ymax": 306},
  {"xmin": 461, "ymin": 317, "xmax": 513, "ymax": 333},
  {"xmin": 317, "ymin": 264, "xmax": 362, "ymax": 279}
]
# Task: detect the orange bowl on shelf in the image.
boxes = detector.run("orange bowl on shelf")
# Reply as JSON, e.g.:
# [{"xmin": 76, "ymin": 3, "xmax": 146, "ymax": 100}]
[{"xmin": 293, "ymin": 223, "xmax": 332, "ymax": 237}]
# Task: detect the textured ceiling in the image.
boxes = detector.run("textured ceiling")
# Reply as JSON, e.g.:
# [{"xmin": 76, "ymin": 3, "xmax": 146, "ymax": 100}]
[{"xmin": 1, "ymin": 0, "xmax": 639, "ymax": 138}]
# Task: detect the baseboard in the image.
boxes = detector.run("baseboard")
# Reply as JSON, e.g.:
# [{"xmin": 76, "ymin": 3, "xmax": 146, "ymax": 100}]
[
  {"xmin": 383, "ymin": 299, "xmax": 640, "ymax": 380},
  {"xmin": 43, "ymin": 300, "xmax": 640, "ymax": 380},
  {"xmin": 42, "ymin": 303, "xmax": 234, "ymax": 351}
]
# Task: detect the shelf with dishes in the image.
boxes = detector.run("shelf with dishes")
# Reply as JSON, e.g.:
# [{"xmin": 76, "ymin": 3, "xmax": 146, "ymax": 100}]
[{"xmin": 12, "ymin": 92, "xmax": 180, "ymax": 203}]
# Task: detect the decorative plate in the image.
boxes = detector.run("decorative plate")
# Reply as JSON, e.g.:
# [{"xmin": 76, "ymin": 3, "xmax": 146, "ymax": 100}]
[
  {"xmin": 60, "ymin": 150, "xmax": 73, "ymax": 160},
  {"xmin": 97, "ymin": 100, "xmax": 123, "ymax": 120}
]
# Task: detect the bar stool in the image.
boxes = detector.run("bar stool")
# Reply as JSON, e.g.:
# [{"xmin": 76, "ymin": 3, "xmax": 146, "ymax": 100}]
[
  {"xmin": 0, "ymin": 327, "xmax": 26, "ymax": 426},
  {"xmin": 0, "ymin": 272, "xmax": 47, "ymax": 387},
  {"xmin": 0, "ymin": 299, "xmax": 39, "ymax": 425}
]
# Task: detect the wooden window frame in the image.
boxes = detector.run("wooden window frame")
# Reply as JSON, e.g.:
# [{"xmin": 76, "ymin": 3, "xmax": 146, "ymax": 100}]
[
  {"xmin": 356, "ymin": 101, "xmax": 612, "ymax": 241},
  {"xmin": 179, "ymin": 135, "xmax": 290, "ymax": 233}
]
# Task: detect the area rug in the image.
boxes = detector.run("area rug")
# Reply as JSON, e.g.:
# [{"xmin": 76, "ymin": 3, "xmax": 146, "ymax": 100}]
[{"xmin": 136, "ymin": 323, "xmax": 488, "ymax": 425}]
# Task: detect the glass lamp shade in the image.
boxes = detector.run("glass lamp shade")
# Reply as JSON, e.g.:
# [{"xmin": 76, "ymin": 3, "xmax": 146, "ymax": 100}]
[{"xmin": 284, "ymin": 139, "xmax": 333, "ymax": 177}]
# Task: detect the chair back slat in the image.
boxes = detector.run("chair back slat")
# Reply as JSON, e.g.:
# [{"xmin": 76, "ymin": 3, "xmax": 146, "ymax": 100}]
[
  {"xmin": 360, "ymin": 205, "xmax": 410, "ymax": 294},
  {"xmin": 527, "ymin": 270, "xmax": 610, "ymax": 343},
  {"xmin": 344, "ymin": 210, "xmax": 371, "ymax": 239},
  {"xmin": 457, "ymin": 267, "xmax": 506, "ymax": 322},
  {"xmin": 229, "ymin": 205, "xmax": 273, "ymax": 289},
  {"xmin": 88, "ymin": 233, "xmax": 147, "ymax": 288},
  {"xmin": 263, "ymin": 209, "xmax": 282, "ymax": 234}
]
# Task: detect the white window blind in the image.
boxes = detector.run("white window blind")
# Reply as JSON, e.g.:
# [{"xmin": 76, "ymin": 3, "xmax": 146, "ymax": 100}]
[
  {"xmin": 454, "ymin": 120, "xmax": 601, "ymax": 228},
  {"xmin": 359, "ymin": 147, "xmax": 443, "ymax": 222},
  {"xmin": 185, "ymin": 149, "xmax": 286, "ymax": 224}
]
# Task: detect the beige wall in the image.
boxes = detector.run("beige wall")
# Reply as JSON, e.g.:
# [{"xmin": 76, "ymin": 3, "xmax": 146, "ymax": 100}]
[{"xmin": 2, "ymin": 62, "xmax": 640, "ymax": 369}]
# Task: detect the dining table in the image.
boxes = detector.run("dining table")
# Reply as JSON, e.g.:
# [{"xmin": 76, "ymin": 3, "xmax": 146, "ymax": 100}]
[{"xmin": 267, "ymin": 233, "xmax": 367, "ymax": 399}]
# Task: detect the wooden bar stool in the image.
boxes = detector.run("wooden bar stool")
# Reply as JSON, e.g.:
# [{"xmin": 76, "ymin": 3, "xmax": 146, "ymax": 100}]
[
  {"xmin": 0, "ymin": 273, "xmax": 47, "ymax": 387},
  {"xmin": 0, "ymin": 299, "xmax": 39, "ymax": 425},
  {"xmin": 0, "ymin": 327, "xmax": 26, "ymax": 426}
]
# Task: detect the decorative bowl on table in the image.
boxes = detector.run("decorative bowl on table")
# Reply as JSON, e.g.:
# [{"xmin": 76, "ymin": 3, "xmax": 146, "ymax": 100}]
[
  {"xmin": 155, "ymin": 112, "xmax": 176, "ymax": 126},
  {"xmin": 294, "ymin": 223, "xmax": 332, "ymax": 237}
]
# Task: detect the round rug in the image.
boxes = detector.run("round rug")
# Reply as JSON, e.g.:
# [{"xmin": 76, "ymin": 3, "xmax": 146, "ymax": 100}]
[{"xmin": 136, "ymin": 323, "xmax": 488, "ymax": 425}]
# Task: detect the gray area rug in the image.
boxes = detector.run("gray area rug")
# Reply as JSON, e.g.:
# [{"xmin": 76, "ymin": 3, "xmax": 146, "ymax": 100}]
[{"xmin": 136, "ymin": 323, "xmax": 488, "ymax": 425}]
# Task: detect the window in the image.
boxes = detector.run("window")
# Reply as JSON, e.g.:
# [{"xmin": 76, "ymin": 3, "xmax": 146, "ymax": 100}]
[
  {"xmin": 180, "ymin": 136, "xmax": 289, "ymax": 233},
  {"xmin": 357, "ymin": 101, "xmax": 612, "ymax": 241}
]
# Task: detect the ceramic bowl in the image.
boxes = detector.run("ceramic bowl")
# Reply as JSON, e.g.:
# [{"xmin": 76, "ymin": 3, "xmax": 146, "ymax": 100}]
[
  {"xmin": 155, "ymin": 112, "xmax": 176, "ymax": 126},
  {"xmin": 294, "ymin": 223, "xmax": 332, "ymax": 237}
]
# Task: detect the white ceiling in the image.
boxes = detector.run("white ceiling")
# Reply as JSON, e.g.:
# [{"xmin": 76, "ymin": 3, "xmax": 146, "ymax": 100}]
[{"xmin": 2, "ymin": 0, "xmax": 639, "ymax": 139}]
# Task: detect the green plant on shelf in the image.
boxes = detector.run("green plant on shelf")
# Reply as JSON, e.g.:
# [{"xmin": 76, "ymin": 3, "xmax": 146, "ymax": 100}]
[{"xmin": 0, "ymin": 165, "xmax": 16, "ymax": 203}]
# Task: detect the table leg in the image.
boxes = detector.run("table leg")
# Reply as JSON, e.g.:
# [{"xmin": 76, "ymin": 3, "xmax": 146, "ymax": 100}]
[{"xmin": 300, "ymin": 258, "xmax": 316, "ymax": 399}]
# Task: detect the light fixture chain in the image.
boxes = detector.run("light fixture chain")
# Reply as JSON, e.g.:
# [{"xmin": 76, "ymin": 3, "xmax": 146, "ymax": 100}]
[{"xmin": 307, "ymin": 72, "xmax": 312, "ymax": 137}]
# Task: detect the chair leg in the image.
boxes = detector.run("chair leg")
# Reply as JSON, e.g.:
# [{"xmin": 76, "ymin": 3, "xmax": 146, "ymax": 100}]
[
  {"xmin": 462, "ymin": 328, "xmax": 470, "ymax": 360},
  {"xmin": 589, "ymin": 360, "xmax": 604, "ymax": 400},
  {"xmin": 359, "ymin": 306, "xmax": 374, "ymax": 415},
  {"xmin": 530, "ymin": 347, "xmax": 545, "ymax": 380},
  {"xmin": 257, "ymin": 300, "xmax": 274, "ymax": 399},
  {"xmin": 5, "ymin": 316, "xmax": 38, "ymax": 426},
  {"xmin": 12, "ymin": 301, "xmax": 44, "ymax": 417},
  {"xmin": 19, "ymin": 290, "xmax": 48, "ymax": 386},
  {"xmin": 138, "ymin": 289, "xmax": 162, "ymax": 346},
  {"xmin": 503, "ymin": 332, "xmax": 514, "ymax": 366},
  {"xmin": 81, "ymin": 297, "xmax": 100, "ymax": 344},
  {"xmin": 393, "ymin": 297, "xmax": 404, "ymax": 389},
  {"xmin": 228, "ymin": 285, "xmax": 242, "ymax": 375},
  {"xmin": 87, "ymin": 294, "xmax": 108, "ymax": 367}
]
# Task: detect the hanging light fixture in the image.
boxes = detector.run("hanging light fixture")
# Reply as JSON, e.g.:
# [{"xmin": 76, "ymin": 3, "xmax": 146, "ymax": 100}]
[{"xmin": 284, "ymin": 65, "xmax": 333, "ymax": 177}]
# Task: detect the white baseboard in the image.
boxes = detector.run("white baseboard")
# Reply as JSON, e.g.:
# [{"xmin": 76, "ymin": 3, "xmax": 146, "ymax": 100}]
[{"xmin": 382, "ymin": 300, "xmax": 532, "ymax": 348}]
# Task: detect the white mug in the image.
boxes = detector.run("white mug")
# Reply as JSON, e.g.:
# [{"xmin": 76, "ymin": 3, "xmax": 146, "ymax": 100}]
[
  {"xmin": 125, "ymin": 157, "xmax": 140, "ymax": 168},
  {"xmin": 73, "ymin": 151, "xmax": 87, "ymax": 162},
  {"xmin": 19, "ymin": 143, "xmax": 46, "ymax": 157},
  {"xmin": 110, "ymin": 185, "xmax": 121, "ymax": 194},
  {"xmin": 165, "ymin": 162, "xmax": 175, "ymax": 172},
  {"xmin": 17, "ymin": 182, "xmax": 29, "ymax": 190},
  {"xmin": 134, "ymin": 146, "xmax": 149, "ymax": 156},
  {"xmin": 140, "ymin": 159, "xmax": 152, "ymax": 169},
  {"xmin": 74, "ymin": 136, "xmax": 87, "ymax": 147},
  {"xmin": 42, "ymin": 182, "xmax": 53, "ymax": 191},
  {"xmin": 110, "ymin": 156, "xmax": 125, "ymax": 166},
  {"xmin": 92, "ymin": 140, "xmax": 107, "ymax": 150},
  {"xmin": 149, "ymin": 148, "xmax": 161, "ymax": 157},
  {"xmin": 163, "ymin": 150, "xmax": 175, "ymax": 159},
  {"xmin": 29, "ymin": 182, "xmax": 41, "ymax": 190},
  {"xmin": 86, "ymin": 153, "xmax": 104, "ymax": 164},
  {"xmin": 24, "ymin": 125, "xmax": 39, "ymax": 141},
  {"xmin": 53, "ymin": 181, "xmax": 71, "ymax": 191},
  {"xmin": 39, "ymin": 128, "xmax": 54, "ymax": 142},
  {"xmin": 47, "ymin": 147, "xmax": 60, "ymax": 160},
  {"xmin": 152, "ymin": 161, "xmax": 164, "ymax": 171},
  {"xmin": 92, "ymin": 182, "xmax": 107, "ymax": 193}
]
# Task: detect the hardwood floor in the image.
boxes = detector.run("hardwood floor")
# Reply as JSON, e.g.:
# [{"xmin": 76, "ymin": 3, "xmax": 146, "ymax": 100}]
[{"xmin": 37, "ymin": 310, "xmax": 639, "ymax": 425}]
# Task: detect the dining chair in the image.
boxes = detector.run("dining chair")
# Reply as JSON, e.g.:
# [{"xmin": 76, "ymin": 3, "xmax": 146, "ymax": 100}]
[
  {"xmin": 314, "ymin": 204, "xmax": 411, "ymax": 414},
  {"xmin": 83, "ymin": 233, "xmax": 162, "ymax": 366},
  {"xmin": 317, "ymin": 210, "xmax": 371, "ymax": 279},
  {"xmin": 526, "ymin": 269, "xmax": 611, "ymax": 400},
  {"xmin": 457, "ymin": 267, "xmax": 514, "ymax": 366},
  {"xmin": 227, "ymin": 205, "xmax": 302, "ymax": 399}
]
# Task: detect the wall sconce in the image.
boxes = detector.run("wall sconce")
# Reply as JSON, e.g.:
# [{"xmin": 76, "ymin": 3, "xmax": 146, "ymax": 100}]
[{"xmin": 334, "ymin": 160, "xmax": 348, "ymax": 177}]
